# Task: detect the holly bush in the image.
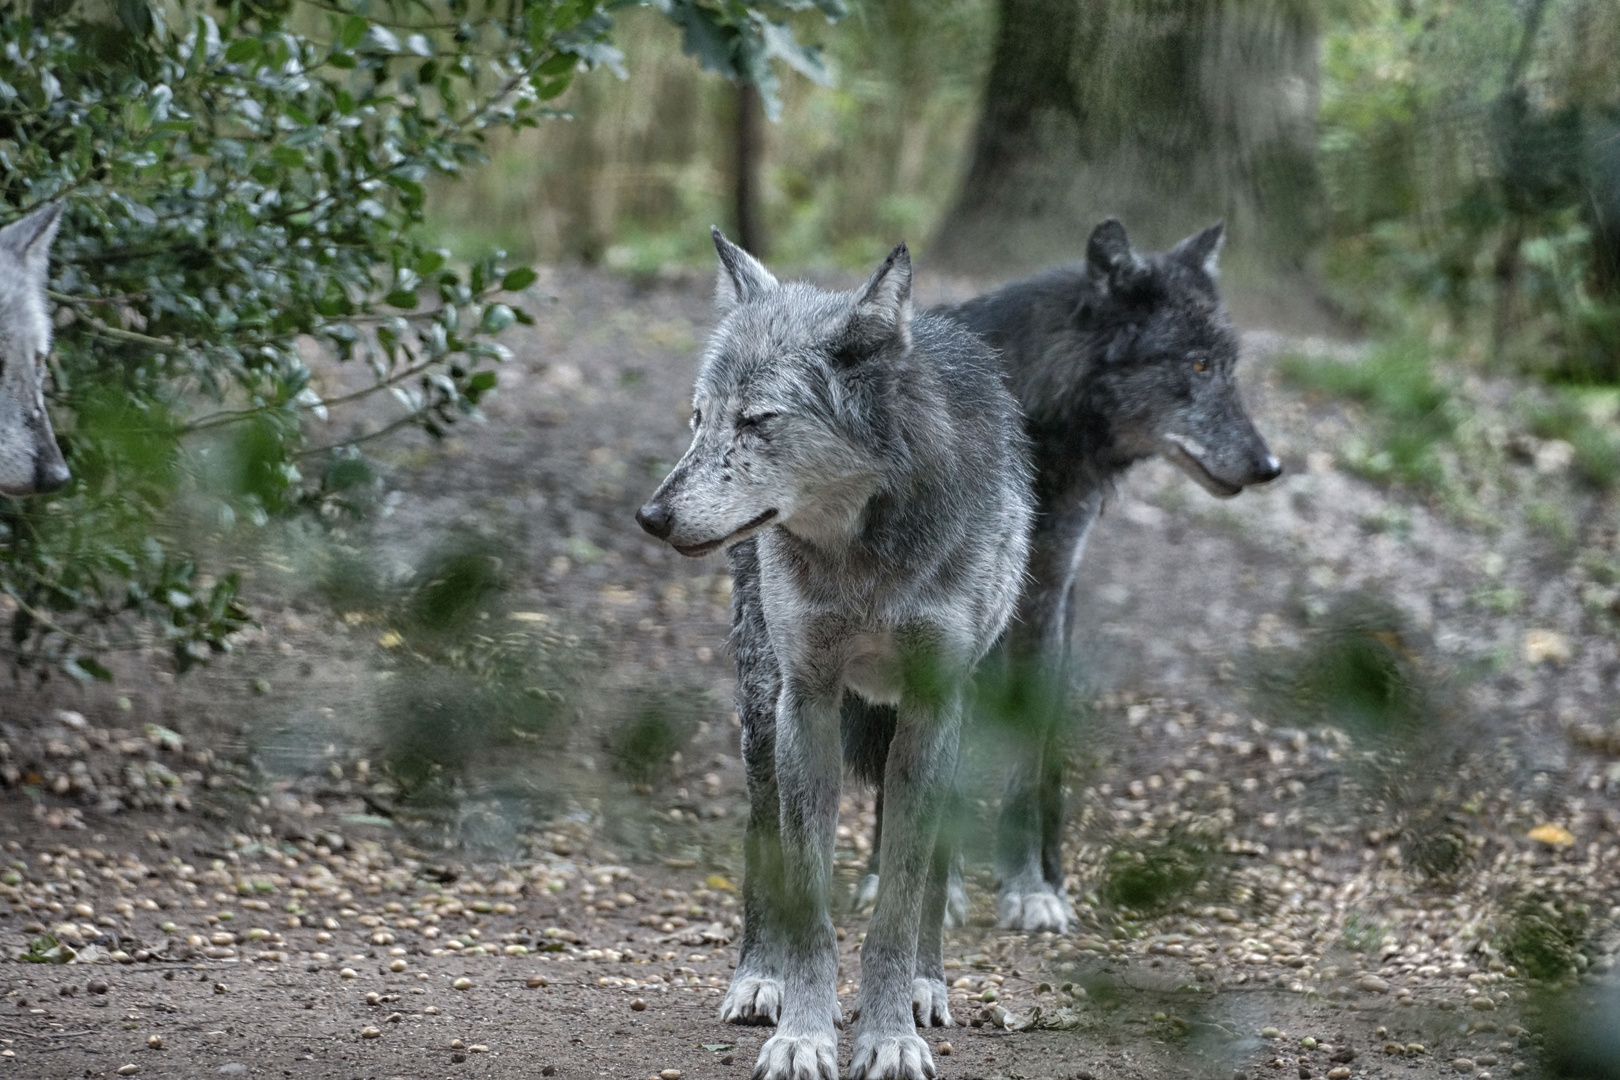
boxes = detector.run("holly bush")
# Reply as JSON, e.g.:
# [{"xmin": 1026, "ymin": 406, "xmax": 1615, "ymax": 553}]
[{"xmin": 0, "ymin": 0, "xmax": 840, "ymax": 676}]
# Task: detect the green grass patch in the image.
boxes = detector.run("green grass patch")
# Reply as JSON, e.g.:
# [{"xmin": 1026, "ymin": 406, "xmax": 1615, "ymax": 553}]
[
  {"xmin": 1250, "ymin": 592, "xmax": 1438, "ymax": 743},
  {"xmin": 1527, "ymin": 387, "xmax": 1620, "ymax": 490},
  {"xmin": 1500, "ymin": 898, "xmax": 1591, "ymax": 982},
  {"xmin": 1279, "ymin": 339, "xmax": 1457, "ymax": 490}
]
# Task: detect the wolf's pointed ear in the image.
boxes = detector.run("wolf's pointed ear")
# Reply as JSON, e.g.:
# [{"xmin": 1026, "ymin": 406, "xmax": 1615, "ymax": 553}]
[
  {"xmin": 1172, "ymin": 221, "xmax": 1225, "ymax": 276},
  {"xmin": 1086, "ymin": 218, "xmax": 1145, "ymax": 291},
  {"xmin": 847, "ymin": 241, "xmax": 913, "ymax": 352},
  {"xmin": 0, "ymin": 202, "xmax": 64, "ymax": 279},
  {"xmin": 711, "ymin": 226, "xmax": 778, "ymax": 312}
]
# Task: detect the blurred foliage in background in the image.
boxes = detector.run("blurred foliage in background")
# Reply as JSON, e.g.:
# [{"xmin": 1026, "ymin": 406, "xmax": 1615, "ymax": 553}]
[
  {"xmin": 427, "ymin": 0, "xmax": 990, "ymax": 270},
  {"xmin": 3, "ymin": 0, "xmax": 1618, "ymax": 673},
  {"xmin": 0, "ymin": 0, "xmax": 837, "ymax": 674}
]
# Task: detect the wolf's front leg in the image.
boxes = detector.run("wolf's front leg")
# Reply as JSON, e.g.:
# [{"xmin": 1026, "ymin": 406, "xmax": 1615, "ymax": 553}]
[
  {"xmin": 720, "ymin": 541, "xmax": 788, "ymax": 1026},
  {"xmin": 850, "ymin": 693, "xmax": 961, "ymax": 1080},
  {"xmin": 753, "ymin": 679, "xmax": 843, "ymax": 1080},
  {"xmin": 910, "ymin": 828, "xmax": 955, "ymax": 1029}
]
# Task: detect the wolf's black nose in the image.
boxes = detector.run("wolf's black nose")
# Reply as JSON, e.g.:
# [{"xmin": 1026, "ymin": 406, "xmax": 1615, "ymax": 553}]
[
  {"xmin": 1255, "ymin": 453, "xmax": 1283, "ymax": 483},
  {"xmin": 34, "ymin": 459, "xmax": 70, "ymax": 494},
  {"xmin": 636, "ymin": 501, "xmax": 673, "ymax": 540}
]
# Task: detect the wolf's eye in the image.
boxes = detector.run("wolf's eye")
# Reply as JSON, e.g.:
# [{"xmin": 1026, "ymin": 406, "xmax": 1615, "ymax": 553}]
[
  {"xmin": 738, "ymin": 412, "xmax": 778, "ymax": 431},
  {"xmin": 1191, "ymin": 358, "xmax": 1208, "ymax": 373},
  {"xmin": 690, "ymin": 408, "xmax": 702, "ymax": 430}
]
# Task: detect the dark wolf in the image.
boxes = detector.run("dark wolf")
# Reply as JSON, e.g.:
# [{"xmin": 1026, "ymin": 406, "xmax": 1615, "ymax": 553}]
[
  {"xmin": 847, "ymin": 218, "xmax": 1282, "ymax": 933},
  {"xmin": 636, "ymin": 230, "xmax": 1033, "ymax": 1080},
  {"xmin": 0, "ymin": 202, "xmax": 71, "ymax": 496}
]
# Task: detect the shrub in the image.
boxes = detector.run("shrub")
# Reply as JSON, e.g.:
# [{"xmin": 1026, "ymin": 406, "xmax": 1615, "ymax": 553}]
[{"xmin": 0, "ymin": 0, "xmax": 839, "ymax": 676}]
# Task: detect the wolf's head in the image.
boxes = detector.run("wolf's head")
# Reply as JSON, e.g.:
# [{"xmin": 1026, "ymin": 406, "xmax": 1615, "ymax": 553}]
[
  {"xmin": 0, "ymin": 203, "xmax": 71, "ymax": 497},
  {"xmin": 1077, "ymin": 219, "xmax": 1280, "ymax": 497},
  {"xmin": 637, "ymin": 229, "xmax": 915, "ymax": 555}
]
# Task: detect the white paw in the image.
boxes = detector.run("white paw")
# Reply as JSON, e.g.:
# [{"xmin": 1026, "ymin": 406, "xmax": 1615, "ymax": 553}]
[
  {"xmin": 943, "ymin": 873, "xmax": 968, "ymax": 928},
  {"xmin": 848, "ymin": 1031, "xmax": 934, "ymax": 1080},
  {"xmin": 910, "ymin": 978, "xmax": 953, "ymax": 1028},
  {"xmin": 997, "ymin": 884, "xmax": 1071, "ymax": 933},
  {"xmin": 753, "ymin": 1032, "xmax": 838, "ymax": 1080},
  {"xmin": 851, "ymin": 872, "xmax": 879, "ymax": 913},
  {"xmin": 719, "ymin": 974, "xmax": 783, "ymax": 1025}
]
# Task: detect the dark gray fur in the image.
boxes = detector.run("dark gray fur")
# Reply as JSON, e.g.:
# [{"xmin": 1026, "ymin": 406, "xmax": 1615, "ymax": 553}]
[
  {"xmin": 843, "ymin": 219, "xmax": 1282, "ymax": 932},
  {"xmin": 637, "ymin": 230, "xmax": 1033, "ymax": 1080},
  {"xmin": 0, "ymin": 202, "xmax": 71, "ymax": 497}
]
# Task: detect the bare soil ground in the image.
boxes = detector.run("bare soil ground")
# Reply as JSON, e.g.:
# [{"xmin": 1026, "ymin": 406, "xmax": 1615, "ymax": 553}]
[{"xmin": 2, "ymin": 267, "xmax": 1619, "ymax": 1080}]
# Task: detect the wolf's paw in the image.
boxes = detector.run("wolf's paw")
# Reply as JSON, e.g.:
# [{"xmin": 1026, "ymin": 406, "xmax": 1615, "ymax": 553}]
[
  {"xmin": 996, "ymin": 884, "xmax": 1071, "ymax": 934},
  {"xmin": 911, "ymin": 978, "xmax": 953, "ymax": 1028},
  {"xmin": 851, "ymin": 872, "xmax": 880, "ymax": 914},
  {"xmin": 752, "ymin": 1032, "xmax": 838, "ymax": 1080},
  {"xmin": 943, "ymin": 870, "xmax": 969, "ymax": 928},
  {"xmin": 848, "ymin": 1031, "xmax": 935, "ymax": 1080},
  {"xmin": 720, "ymin": 975, "xmax": 783, "ymax": 1026}
]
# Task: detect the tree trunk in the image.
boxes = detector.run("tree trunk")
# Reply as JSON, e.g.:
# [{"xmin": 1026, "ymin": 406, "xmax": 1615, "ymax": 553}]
[
  {"xmin": 932, "ymin": 0, "xmax": 1323, "ymax": 274},
  {"xmin": 734, "ymin": 80, "xmax": 766, "ymax": 256}
]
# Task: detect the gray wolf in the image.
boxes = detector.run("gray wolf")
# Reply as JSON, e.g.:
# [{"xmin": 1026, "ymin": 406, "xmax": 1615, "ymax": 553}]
[
  {"xmin": 636, "ymin": 229, "xmax": 1033, "ymax": 1080},
  {"xmin": 0, "ymin": 202, "xmax": 71, "ymax": 496},
  {"xmin": 845, "ymin": 218, "xmax": 1281, "ymax": 934}
]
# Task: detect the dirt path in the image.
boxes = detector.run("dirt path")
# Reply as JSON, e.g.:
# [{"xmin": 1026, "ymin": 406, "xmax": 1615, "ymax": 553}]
[{"xmin": 2, "ymin": 267, "xmax": 1618, "ymax": 1079}]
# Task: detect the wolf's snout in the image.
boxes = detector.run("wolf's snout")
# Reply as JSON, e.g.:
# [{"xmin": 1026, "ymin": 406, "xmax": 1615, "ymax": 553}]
[
  {"xmin": 34, "ymin": 456, "xmax": 71, "ymax": 494},
  {"xmin": 636, "ymin": 500, "xmax": 674, "ymax": 540},
  {"xmin": 1254, "ymin": 453, "xmax": 1282, "ymax": 484}
]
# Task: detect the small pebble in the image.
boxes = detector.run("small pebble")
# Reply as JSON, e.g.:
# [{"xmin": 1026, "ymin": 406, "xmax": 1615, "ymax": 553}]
[
  {"xmin": 213, "ymin": 983, "xmax": 227, "ymax": 995},
  {"xmin": 1357, "ymin": 975, "xmax": 1390, "ymax": 994},
  {"xmin": 340, "ymin": 968, "xmax": 359, "ymax": 980},
  {"xmin": 453, "ymin": 977, "xmax": 473, "ymax": 990},
  {"xmin": 527, "ymin": 975, "xmax": 549, "ymax": 988},
  {"xmin": 390, "ymin": 959, "xmax": 408, "ymax": 973},
  {"xmin": 660, "ymin": 1071, "xmax": 681, "ymax": 1080},
  {"xmin": 470, "ymin": 1045, "xmax": 490, "ymax": 1054},
  {"xmin": 147, "ymin": 1035, "xmax": 163, "ymax": 1049},
  {"xmin": 1471, "ymin": 996, "xmax": 1497, "ymax": 1011},
  {"xmin": 542, "ymin": 1067, "xmax": 556, "ymax": 1076},
  {"xmin": 451, "ymin": 1039, "xmax": 465, "ymax": 1049},
  {"xmin": 1327, "ymin": 1069, "xmax": 1350, "ymax": 1080},
  {"xmin": 360, "ymin": 1026, "xmax": 381, "ymax": 1039},
  {"xmin": 1261, "ymin": 1027, "xmax": 1281, "ymax": 1039},
  {"xmin": 87, "ymin": 979, "xmax": 109, "ymax": 995},
  {"xmin": 631, "ymin": 998, "xmax": 647, "ymax": 1011},
  {"xmin": 386, "ymin": 1013, "xmax": 404, "ymax": 1024},
  {"xmin": 117, "ymin": 1066, "xmax": 139, "ymax": 1076},
  {"xmin": 1452, "ymin": 1060, "xmax": 1476, "ymax": 1074},
  {"xmin": 1301, "ymin": 1037, "xmax": 1317, "ymax": 1050}
]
